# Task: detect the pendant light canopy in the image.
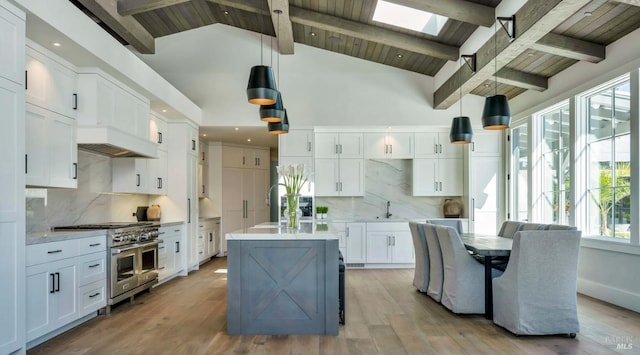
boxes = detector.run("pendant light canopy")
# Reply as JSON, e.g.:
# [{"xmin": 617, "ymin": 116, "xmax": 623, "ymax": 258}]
[
  {"xmin": 247, "ymin": 65, "xmax": 278, "ymax": 105},
  {"xmin": 268, "ymin": 109, "xmax": 289, "ymax": 134},
  {"xmin": 481, "ymin": 94, "xmax": 511, "ymax": 130},
  {"xmin": 450, "ymin": 116, "xmax": 473, "ymax": 144},
  {"xmin": 259, "ymin": 91, "xmax": 284, "ymax": 122}
]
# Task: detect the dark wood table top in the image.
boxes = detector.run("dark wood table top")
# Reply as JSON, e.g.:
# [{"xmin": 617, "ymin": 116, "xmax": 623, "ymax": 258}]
[{"xmin": 460, "ymin": 233, "xmax": 513, "ymax": 257}]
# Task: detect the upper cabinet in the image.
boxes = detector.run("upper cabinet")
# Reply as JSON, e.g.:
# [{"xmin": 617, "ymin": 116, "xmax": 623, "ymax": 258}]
[
  {"xmin": 414, "ymin": 132, "xmax": 462, "ymax": 159},
  {"xmin": 222, "ymin": 146, "xmax": 270, "ymax": 169},
  {"xmin": 363, "ymin": 132, "xmax": 413, "ymax": 159},
  {"xmin": 471, "ymin": 131, "xmax": 503, "ymax": 157},
  {"xmin": 315, "ymin": 132, "xmax": 363, "ymax": 159},
  {"xmin": 279, "ymin": 129, "xmax": 313, "ymax": 157},
  {"xmin": 149, "ymin": 113, "xmax": 167, "ymax": 147}
]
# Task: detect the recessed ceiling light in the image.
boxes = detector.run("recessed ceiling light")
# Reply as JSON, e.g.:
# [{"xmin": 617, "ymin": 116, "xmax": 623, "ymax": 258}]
[
  {"xmin": 234, "ymin": 127, "xmax": 239, "ymax": 131},
  {"xmin": 484, "ymin": 84, "xmax": 490, "ymax": 88},
  {"xmin": 310, "ymin": 32, "xmax": 317, "ymax": 36},
  {"xmin": 202, "ymin": 134, "xmax": 207, "ymax": 137},
  {"xmin": 224, "ymin": 11, "xmax": 229, "ymax": 15},
  {"xmin": 584, "ymin": 11, "xmax": 592, "ymax": 17},
  {"xmin": 397, "ymin": 53, "xmax": 403, "ymax": 58},
  {"xmin": 247, "ymin": 138, "xmax": 251, "ymax": 142},
  {"xmin": 53, "ymin": 42, "xmax": 61, "ymax": 47},
  {"xmin": 162, "ymin": 109, "xmax": 167, "ymax": 113}
]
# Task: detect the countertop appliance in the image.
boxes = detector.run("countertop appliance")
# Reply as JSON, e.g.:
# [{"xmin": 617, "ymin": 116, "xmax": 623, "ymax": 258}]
[{"xmin": 53, "ymin": 222, "xmax": 160, "ymax": 314}]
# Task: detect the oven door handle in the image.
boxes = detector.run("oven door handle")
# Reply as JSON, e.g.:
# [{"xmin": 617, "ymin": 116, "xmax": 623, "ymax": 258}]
[
  {"xmin": 111, "ymin": 244, "xmax": 141, "ymax": 255},
  {"xmin": 139, "ymin": 240, "xmax": 160, "ymax": 248}
]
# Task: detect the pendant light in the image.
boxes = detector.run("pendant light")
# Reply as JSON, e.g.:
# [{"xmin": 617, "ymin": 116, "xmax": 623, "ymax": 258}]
[
  {"xmin": 246, "ymin": 15, "xmax": 277, "ymax": 105},
  {"xmin": 268, "ymin": 109, "xmax": 289, "ymax": 134},
  {"xmin": 259, "ymin": 13, "xmax": 284, "ymax": 122},
  {"xmin": 482, "ymin": 16, "xmax": 514, "ymax": 130},
  {"xmin": 450, "ymin": 54, "xmax": 474, "ymax": 144}
]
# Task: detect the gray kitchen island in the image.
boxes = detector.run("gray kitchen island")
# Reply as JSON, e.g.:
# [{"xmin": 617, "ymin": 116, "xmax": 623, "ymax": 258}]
[{"xmin": 226, "ymin": 222, "xmax": 339, "ymax": 336}]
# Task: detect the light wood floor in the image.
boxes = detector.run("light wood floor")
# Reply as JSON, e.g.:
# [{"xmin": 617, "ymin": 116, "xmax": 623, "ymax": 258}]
[{"xmin": 29, "ymin": 257, "xmax": 639, "ymax": 354}]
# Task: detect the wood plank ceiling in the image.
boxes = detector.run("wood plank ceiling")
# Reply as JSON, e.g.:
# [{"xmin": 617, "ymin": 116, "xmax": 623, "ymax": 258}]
[{"xmin": 71, "ymin": 0, "xmax": 640, "ymax": 108}]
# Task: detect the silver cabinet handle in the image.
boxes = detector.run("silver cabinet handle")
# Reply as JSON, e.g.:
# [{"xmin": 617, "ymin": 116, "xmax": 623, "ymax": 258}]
[
  {"xmin": 307, "ymin": 141, "xmax": 311, "ymax": 152},
  {"xmin": 336, "ymin": 182, "xmax": 339, "ymax": 192},
  {"xmin": 340, "ymin": 144, "xmax": 343, "ymax": 154},
  {"xmin": 339, "ymin": 182, "xmax": 342, "ymax": 192},
  {"xmin": 439, "ymin": 182, "xmax": 442, "ymax": 191},
  {"xmin": 335, "ymin": 144, "xmax": 339, "ymax": 154},
  {"xmin": 471, "ymin": 198, "xmax": 475, "ymax": 221},
  {"xmin": 158, "ymin": 132, "xmax": 163, "ymax": 144},
  {"xmin": 434, "ymin": 144, "xmax": 438, "ymax": 154},
  {"xmin": 472, "ymin": 142, "xmax": 475, "ymax": 152},
  {"xmin": 384, "ymin": 144, "xmax": 388, "ymax": 154},
  {"xmin": 434, "ymin": 182, "xmax": 438, "ymax": 191},
  {"xmin": 393, "ymin": 236, "xmax": 396, "ymax": 246},
  {"xmin": 389, "ymin": 144, "xmax": 393, "ymax": 154}
]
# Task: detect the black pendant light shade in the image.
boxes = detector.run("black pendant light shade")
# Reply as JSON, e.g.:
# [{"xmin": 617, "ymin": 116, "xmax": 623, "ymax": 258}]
[
  {"xmin": 450, "ymin": 116, "xmax": 473, "ymax": 144},
  {"xmin": 247, "ymin": 65, "xmax": 278, "ymax": 105},
  {"xmin": 481, "ymin": 94, "xmax": 511, "ymax": 130},
  {"xmin": 268, "ymin": 110, "xmax": 289, "ymax": 134},
  {"xmin": 259, "ymin": 91, "xmax": 284, "ymax": 122}
]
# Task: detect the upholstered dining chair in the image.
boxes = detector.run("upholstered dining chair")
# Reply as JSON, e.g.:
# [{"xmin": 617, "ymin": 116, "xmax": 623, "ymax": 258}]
[
  {"xmin": 497, "ymin": 221, "xmax": 523, "ymax": 238},
  {"xmin": 492, "ymin": 230, "xmax": 582, "ymax": 336},
  {"xmin": 421, "ymin": 223, "xmax": 443, "ymax": 302},
  {"xmin": 545, "ymin": 224, "xmax": 578, "ymax": 230},
  {"xmin": 409, "ymin": 222, "xmax": 429, "ymax": 292},
  {"xmin": 518, "ymin": 222, "xmax": 546, "ymax": 231},
  {"xmin": 435, "ymin": 225, "xmax": 491, "ymax": 314},
  {"xmin": 426, "ymin": 219, "xmax": 464, "ymax": 234}
]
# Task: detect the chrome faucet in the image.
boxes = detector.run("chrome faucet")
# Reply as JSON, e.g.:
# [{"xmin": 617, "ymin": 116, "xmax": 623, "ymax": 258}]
[
  {"xmin": 385, "ymin": 201, "xmax": 392, "ymax": 219},
  {"xmin": 266, "ymin": 183, "xmax": 285, "ymax": 206}
]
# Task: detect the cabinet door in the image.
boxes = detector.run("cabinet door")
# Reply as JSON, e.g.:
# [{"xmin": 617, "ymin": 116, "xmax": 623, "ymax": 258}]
[
  {"xmin": 279, "ymin": 129, "xmax": 312, "ymax": 157},
  {"xmin": 363, "ymin": 133, "xmax": 386, "ymax": 159},
  {"xmin": 345, "ymin": 223, "xmax": 366, "ymax": 264},
  {"xmin": 53, "ymin": 262, "xmax": 78, "ymax": 327},
  {"xmin": 278, "ymin": 156, "xmax": 313, "ymax": 195},
  {"xmin": 149, "ymin": 114, "xmax": 167, "ymax": 146},
  {"xmin": 387, "ymin": 133, "xmax": 413, "ymax": 159},
  {"xmin": 148, "ymin": 149, "xmax": 168, "ymax": 195},
  {"xmin": 412, "ymin": 159, "xmax": 438, "ymax": 196},
  {"xmin": 0, "ymin": 6, "xmax": 25, "ymax": 84},
  {"xmin": 222, "ymin": 146, "xmax": 245, "ymax": 168},
  {"xmin": 391, "ymin": 231, "xmax": 414, "ymax": 263},
  {"xmin": 253, "ymin": 149, "xmax": 270, "ymax": 169},
  {"xmin": 438, "ymin": 158, "xmax": 463, "ymax": 196},
  {"xmin": 251, "ymin": 169, "xmax": 269, "ymax": 225},
  {"xmin": 198, "ymin": 163, "xmax": 207, "ymax": 198},
  {"xmin": 314, "ymin": 133, "xmax": 339, "ymax": 158},
  {"xmin": 112, "ymin": 158, "xmax": 148, "ymax": 193},
  {"xmin": 26, "ymin": 265, "xmax": 54, "ymax": 341},
  {"xmin": 439, "ymin": 133, "xmax": 463, "ymax": 158},
  {"xmin": 471, "ymin": 131, "xmax": 503, "ymax": 157},
  {"xmin": 366, "ymin": 232, "xmax": 391, "ymax": 263},
  {"xmin": 48, "ymin": 112, "xmax": 77, "ymax": 188},
  {"xmin": 414, "ymin": 132, "xmax": 439, "ymax": 158},
  {"xmin": 338, "ymin": 133, "xmax": 363, "ymax": 158},
  {"xmin": 314, "ymin": 158, "xmax": 340, "ymax": 196},
  {"xmin": 339, "ymin": 159, "xmax": 364, "ymax": 196},
  {"xmin": 25, "ymin": 104, "xmax": 48, "ymax": 186},
  {"xmin": 470, "ymin": 156, "xmax": 502, "ymax": 234},
  {"xmin": 188, "ymin": 127, "xmax": 198, "ymax": 155}
]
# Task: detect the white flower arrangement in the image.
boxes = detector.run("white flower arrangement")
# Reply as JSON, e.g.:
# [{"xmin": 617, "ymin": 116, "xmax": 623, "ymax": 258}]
[{"xmin": 277, "ymin": 164, "xmax": 309, "ymax": 195}]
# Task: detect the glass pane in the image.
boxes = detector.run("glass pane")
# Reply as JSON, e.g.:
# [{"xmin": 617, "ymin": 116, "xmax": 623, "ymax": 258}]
[
  {"xmin": 588, "ymin": 89, "xmax": 613, "ymax": 141},
  {"xmin": 588, "ymin": 188, "xmax": 612, "ymax": 236},
  {"xmin": 589, "ymin": 139, "xmax": 612, "ymax": 189},
  {"xmin": 614, "ymin": 82, "xmax": 631, "ymax": 136},
  {"xmin": 560, "ymin": 106, "xmax": 570, "ymax": 149},
  {"xmin": 511, "ymin": 125, "xmax": 529, "ymax": 222},
  {"xmin": 612, "ymin": 191, "xmax": 631, "ymax": 239},
  {"xmin": 542, "ymin": 112, "xmax": 560, "ymax": 153},
  {"xmin": 614, "ymin": 134, "xmax": 630, "ymax": 188},
  {"xmin": 564, "ymin": 189, "xmax": 571, "ymax": 224},
  {"xmin": 542, "ymin": 191, "xmax": 559, "ymax": 224},
  {"xmin": 542, "ymin": 151, "xmax": 558, "ymax": 192}
]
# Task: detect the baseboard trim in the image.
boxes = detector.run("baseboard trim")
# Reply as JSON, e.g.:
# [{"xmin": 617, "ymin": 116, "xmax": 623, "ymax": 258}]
[
  {"xmin": 578, "ymin": 278, "xmax": 640, "ymax": 313},
  {"xmin": 27, "ymin": 313, "xmax": 98, "ymax": 350}
]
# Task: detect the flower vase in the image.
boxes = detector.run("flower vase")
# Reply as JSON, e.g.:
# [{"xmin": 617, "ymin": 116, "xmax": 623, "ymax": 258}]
[{"xmin": 285, "ymin": 194, "xmax": 301, "ymax": 230}]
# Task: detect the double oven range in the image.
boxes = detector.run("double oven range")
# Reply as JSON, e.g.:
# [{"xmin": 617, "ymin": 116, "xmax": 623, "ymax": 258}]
[{"xmin": 53, "ymin": 222, "xmax": 160, "ymax": 314}]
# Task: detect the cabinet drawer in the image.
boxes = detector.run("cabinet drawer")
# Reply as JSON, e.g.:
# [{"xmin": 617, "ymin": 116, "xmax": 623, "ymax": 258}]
[
  {"xmin": 77, "ymin": 235, "xmax": 106, "ymax": 255},
  {"xmin": 366, "ymin": 222, "xmax": 410, "ymax": 232},
  {"xmin": 198, "ymin": 220, "xmax": 216, "ymax": 231},
  {"xmin": 78, "ymin": 279, "xmax": 106, "ymax": 317},
  {"xmin": 27, "ymin": 239, "xmax": 78, "ymax": 266},
  {"xmin": 77, "ymin": 251, "xmax": 106, "ymax": 286},
  {"xmin": 159, "ymin": 225, "xmax": 184, "ymax": 239}
]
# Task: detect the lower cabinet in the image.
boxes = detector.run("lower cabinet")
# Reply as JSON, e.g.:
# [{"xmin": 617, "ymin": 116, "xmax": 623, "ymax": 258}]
[
  {"xmin": 345, "ymin": 223, "xmax": 366, "ymax": 264},
  {"xmin": 158, "ymin": 224, "xmax": 186, "ymax": 283},
  {"xmin": 197, "ymin": 218, "xmax": 221, "ymax": 263},
  {"xmin": 26, "ymin": 235, "xmax": 106, "ymax": 344},
  {"xmin": 366, "ymin": 223, "xmax": 414, "ymax": 264}
]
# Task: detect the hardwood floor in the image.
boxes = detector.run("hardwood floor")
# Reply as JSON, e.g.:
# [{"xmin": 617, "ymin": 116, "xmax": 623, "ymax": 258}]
[{"xmin": 29, "ymin": 258, "xmax": 639, "ymax": 354}]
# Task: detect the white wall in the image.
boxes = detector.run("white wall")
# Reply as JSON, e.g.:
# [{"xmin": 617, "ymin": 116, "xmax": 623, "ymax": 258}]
[{"xmin": 510, "ymin": 27, "xmax": 640, "ymax": 313}]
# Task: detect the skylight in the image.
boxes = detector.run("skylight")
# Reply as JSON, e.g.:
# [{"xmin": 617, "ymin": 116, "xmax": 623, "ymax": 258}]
[{"xmin": 373, "ymin": 0, "xmax": 448, "ymax": 36}]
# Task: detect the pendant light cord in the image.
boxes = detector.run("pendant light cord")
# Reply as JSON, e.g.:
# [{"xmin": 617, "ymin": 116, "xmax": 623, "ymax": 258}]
[
  {"xmin": 277, "ymin": 9, "xmax": 280, "ymax": 88},
  {"xmin": 459, "ymin": 57, "xmax": 462, "ymax": 117},
  {"xmin": 494, "ymin": 20, "xmax": 498, "ymax": 96}
]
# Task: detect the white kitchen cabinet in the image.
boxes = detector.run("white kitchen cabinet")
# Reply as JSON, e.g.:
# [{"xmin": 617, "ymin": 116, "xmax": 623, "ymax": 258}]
[
  {"xmin": 364, "ymin": 132, "xmax": 413, "ymax": 159},
  {"xmin": 314, "ymin": 132, "xmax": 363, "ymax": 159},
  {"xmin": 279, "ymin": 129, "xmax": 313, "ymax": 157},
  {"xmin": 344, "ymin": 223, "xmax": 366, "ymax": 264},
  {"xmin": 112, "ymin": 158, "xmax": 148, "ymax": 194},
  {"xmin": 222, "ymin": 145, "xmax": 269, "ymax": 169},
  {"xmin": 327, "ymin": 222, "xmax": 347, "ymax": 258},
  {"xmin": 197, "ymin": 219, "xmax": 220, "ymax": 263},
  {"xmin": 471, "ymin": 131, "xmax": 504, "ymax": 156},
  {"xmin": 413, "ymin": 158, "xmax": 463, "ymax": 196},
  {"xmin": 26, "ymin": 235, "xmax": 107, "ymax": 344},
  {"xmin": 468, "ymin": 132, "xmax": 504, "ymax": 234},
  {"xmin": 366, "ymin": 223, "xmax": 413, "ymax": 264},
  {"xmin": 25, "ymin": 103, "xmax": 78, "ymax": 188},
  {"xmin": 198, "ymin": 140, "xmax": 209, "ymax": 198},
  {"xmin": 222, "ymin": 168, "xmax": 269, "ymax": 234},
  {"xmin": 147, "ymin": 149, "xmax": 168, "ymax": 194},
  {"xmin": 158, "ymin": 224, "xmax": 186, "ymax": 283},
  {"xmin": 315, "ymin": 158, "xmax": 364, "ymax": 196},
  {"xmin": 414, "ymin": 132, "xmax": 462, "ymax": 159},
  {"xmin": 0, "ymin": 4, "xmax": 25, "ymax": 354},
  {"xmin": 26, "ymin": 42, "xmax": 78, "ymax": 119},
  {"xmin": 149, "ymin": 113, "xmax": 167, "ymax": 147}
]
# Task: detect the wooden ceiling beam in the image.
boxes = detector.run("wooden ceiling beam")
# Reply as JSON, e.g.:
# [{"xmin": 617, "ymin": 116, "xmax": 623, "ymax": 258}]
[
  {"xmin": 494, "ymin": 68, "xmax": 548, "ymax": 91},
  {"xmin": 531, "ymin": 32, "xmax": 605, "ymax": 63},
  {"xmin": 268, "ymin": 0, "xmax": 294, "ymax": 55},
  {"xmin": 612, "ymin": 0, "xmax": 640, "ymax": 6},
  {"xmin": 117, "ymin": 0, "xmax": 191, "ymax": 16},
  {"xmin": 78, "ymin": 0, "xmax": 155, "ymax": 54},
  {"xmin": 289, "ymin": 6, "xmax": 458, "ymax": 61},
  {"xmin": 387, "ymin": 0, "xmax": 495, "ymax": 27},
  {"xmin": 434, "ymin": 0, "xmax": 592, "ymax": 109}
]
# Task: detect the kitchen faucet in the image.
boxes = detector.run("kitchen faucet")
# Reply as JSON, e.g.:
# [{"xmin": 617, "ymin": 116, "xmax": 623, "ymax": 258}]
[
  {"xmin": 266, "ymin": 183, "xmax": 285, "ymax": 206},
  {"xmin": 385, "ymin": 201, "xmax": 392, "ymax": 219}
]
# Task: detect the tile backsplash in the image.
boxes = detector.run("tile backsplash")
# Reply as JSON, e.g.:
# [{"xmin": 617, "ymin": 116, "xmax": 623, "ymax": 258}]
[
  {"xmin": 26, "ymin": 151, "xmax": 148, "ymax": 233},
  {"xmin": 316, "ymin": 159, "xmax": 462, "ymax": 220}
]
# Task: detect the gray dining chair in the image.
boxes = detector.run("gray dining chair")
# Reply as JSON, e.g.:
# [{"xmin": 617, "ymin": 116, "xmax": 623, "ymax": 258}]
[
  {"xmin": 434, "ymin": 225, "xmax": 488, "ymax": 314},
  {"xmin": 545, "ymin": 224, "xmax": 578, "ymax": 231},
  {"xmin": 519, "ymin": 222, "xmax": 546, "ymax": 231},
  {"xmin": 426, "ymin": 219, "xmax": 464, "ymax": 234},
  {"xmin": 492, "ymin": 230, "xmax": 581, "ymax": 336},
  {"xmin": 421, "ymin": 223, "xmax": 443, "ymax": 302},
  {"xmin": 497, "ymin": 221, "xmax": 523, "ymax": 238},
  {"xmin": 409, "ymin": 222, "xmax": 429, "ymax": 292}
]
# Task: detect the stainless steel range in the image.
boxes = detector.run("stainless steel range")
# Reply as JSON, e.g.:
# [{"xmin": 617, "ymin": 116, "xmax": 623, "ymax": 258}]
[{"xmin": 53, "ymin": 222, "xmax": 160, "ymax": 314}]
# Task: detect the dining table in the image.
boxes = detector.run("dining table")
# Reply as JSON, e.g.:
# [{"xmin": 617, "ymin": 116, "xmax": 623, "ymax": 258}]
[{"xmin": 460, "ymin": 233, "xmax": 513, "ymax": 320}]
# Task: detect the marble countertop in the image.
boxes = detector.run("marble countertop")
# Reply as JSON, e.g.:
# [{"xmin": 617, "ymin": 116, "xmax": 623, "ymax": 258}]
[
  {"xmin": 226, "ymin": 222, "xmax": 339, "ymax": 240},
  {"xmin": 26, "ymin": 230, "xmax": 107, "ymax": 245}
]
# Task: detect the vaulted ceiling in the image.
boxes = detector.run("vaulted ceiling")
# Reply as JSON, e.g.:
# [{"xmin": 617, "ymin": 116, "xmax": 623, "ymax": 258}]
[{"xmin": 72, "ymin": 0, "xmax": 640, "ymax": 108}]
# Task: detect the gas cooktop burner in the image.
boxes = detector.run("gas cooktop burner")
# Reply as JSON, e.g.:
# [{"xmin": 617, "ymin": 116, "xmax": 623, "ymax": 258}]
[{"xmin": 53, "ymin": 222, "xmax": 154, "ymax": 230}]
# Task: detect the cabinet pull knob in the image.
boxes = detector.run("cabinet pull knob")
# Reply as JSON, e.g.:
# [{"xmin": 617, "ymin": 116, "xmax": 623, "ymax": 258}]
[
  {"xmin": 89, "ymin": 263, "xmax": 100, "ymax": 268},
  {"xmin": 73, "ymin": 163, "xmax": 78, "ymax": 180},
  {"xmin": 73, "ymin": 93, "xmax": 78, "ymax": 110},
  {"xmin": 89, "ymin": 292, "xmax": 101, "ymax": 298},
  {"xmin": 47, "ymin": 249, "xmax": 63, "ymax": 254},
  {"xmin": 89, "ymin": 243, "xmax": 101, "ymax": 247}
]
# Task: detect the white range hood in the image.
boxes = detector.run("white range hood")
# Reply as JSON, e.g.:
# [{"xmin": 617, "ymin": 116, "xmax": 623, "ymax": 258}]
[{"xmin": 77, "ymin": 125, "xmax": 158, "ymax": 158}]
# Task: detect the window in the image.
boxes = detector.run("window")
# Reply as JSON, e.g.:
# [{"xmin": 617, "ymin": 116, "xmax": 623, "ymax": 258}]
[
  {"xmin": 586, "ymin": 80, "xmax": 631, "ymax": 238},
  {"xmin": 510, "ymin": 124, "xmax": 529, "ymax": 221},
  {"xmin": 539, "ymin": 104, "xmax": 570, "ymax": 224},
  {"xmin": 372, "ymin": 0, "xmax": 448, "ymax": 36}
]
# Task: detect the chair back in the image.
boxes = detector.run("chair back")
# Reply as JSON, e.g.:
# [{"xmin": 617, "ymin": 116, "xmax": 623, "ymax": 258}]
[
  {"xmin": 519, "ymin": 223, "xmax": 546, "ymax": 231},
  {"xmin": 426, "ymin": 219, "xmax": 463, "ymax": 234},
  {"xmin": 409, "ymin": 222, "xmax": 429, "ymax": 292},
  {"xmin": 545, "ymin": 224, "xmax": 578, "ymax": 230},
  {"xmin": 421, "ymin": 223, "xmax": 443, "ymax": 302},
  {"xmin": 497, "ymin": 221, "xmax": 523, "ymax": 238}
]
